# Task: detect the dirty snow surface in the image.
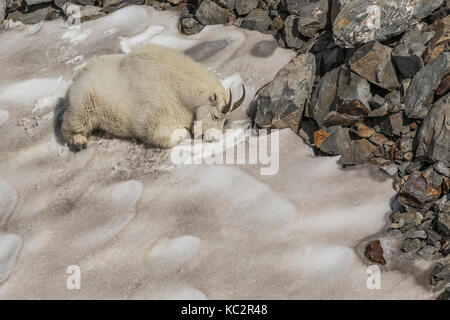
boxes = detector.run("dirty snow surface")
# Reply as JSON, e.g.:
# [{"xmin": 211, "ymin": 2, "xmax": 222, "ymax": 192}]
[{"xmin": 0, "ymin": 6, "xmax": 436, "ymax": 299}]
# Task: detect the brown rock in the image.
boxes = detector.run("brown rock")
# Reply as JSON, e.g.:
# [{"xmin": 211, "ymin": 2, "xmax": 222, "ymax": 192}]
[
  {"xmin": 324, "ymin": 111, "xmax": 361, "ymax": 127},
  {"xmin": 370, "ymin": 134, "xmax": 388, "ymax": 147},
  {"xmin": 271, "ymin": 15, "xmax": 284, "ymax": 32},
  {"xmin": 424, "ymin": 15, "xmax": 450, "ymax": 65},
  {"xmin": 356, "ymin": 123, "xmax": 375, "ymax": 138},
  {"xmin": 313, "ymin": 128, "xmax": 331, "ymax": 148},
  {"xmin": 365, "ymin": 240, "xmax": 386, "ymax": 265},
  {"xmin": 349, "ymin": 41, "xmax": 399, "ymax": 90}
]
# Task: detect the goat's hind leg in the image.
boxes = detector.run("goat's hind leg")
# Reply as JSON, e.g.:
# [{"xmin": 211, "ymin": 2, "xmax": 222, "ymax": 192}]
[{"xmin": 61, "ymin": 110, "xmax": 90, "ymax": 150}]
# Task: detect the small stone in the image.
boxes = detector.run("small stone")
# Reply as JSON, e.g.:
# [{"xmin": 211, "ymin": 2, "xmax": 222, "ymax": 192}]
[
  {"xmin": 270, "ymin": 15, "xmax": 283, "ymax": 32},
  {"xmin": 404, "ymin": 152, "xmax": 414, "ymax": 161},
  {"xmin": 365, "ymin": 240, "xmax": 386, "ymax": 265},
  {"xmin": 368, "ymin": 105, "xmax": 388, "ymax": 117},
  {"xmin": 381, "ymin": 164, "xmax": 398, "ymax": 177},
  {"xmin": 335, "ymin": 75, "xmax": 372, "ymax": 117},
  {"xmin": 339, "ymin": 138, "xmax": 375, "ymax": 166},
  {"xmin": 234, "ymin": 0, "xmax": 258, "ymax": 15},
  {"xmin": 369, "ymin": 134, "xmax": 388, "ymax": 147},
  {"xmin": 7, "ymin": 6, "xmax": 56, "ymax": 24},
  {"xmin": 324, "ymin": 111, "xmax": 361, "ymax": 127},
  {"xmin": 378, "ymin": 112, "xmax": 410, "ymax": 137},
  {"xmin": 241, "ymin": 9, "xmax": 272, "ymax": 33},
  {"xmin": 427, "ymin": 230, "xmax": 442, "ymax": 244},
  {"xmin": 315, "ymin": 125, "xmax": 351, "ymax": 156},
  {"xmin": 424, "ymin": 15, "xmax": 450, "ymax": 65},
  {"xmin": 392, "ymin": 43, "xmax": 425, "ymax": 78},
  {"xmin": 408, "ymin": 230, "xmax": 427, "ymax": 240},
  {"xmin": 296, "ymin": 0, "xmax": 329, "ymax": 38},
  {"xmin": 402, "ymin": 238, "xmax": 423, "ymax": 253},
  {"xmin": 195, "ymin": 0, "xmax": 233, "ymax": 25},
  {"xmin": 417, "ymin": 245, "xmax": 438, "ymax": 260},
  {"xmin": 356, "ymin": 123, "xmax": 375, "ymax": 138},
  {"xmin": 434, "ymin": 162, "xmax": 450, "ymax": 177},
  {"xmin": 283, "ymin": 15, "xmax": 305, "ymax": 49},
  {"xmin": 369, "ymin": 95, "xmax": 385, "ymax": 109},
  {"xmin": 349, "ymin": 41, "xmax": 399, "ymax": 90},
  {"xmin": 437, "ymin": 211, "xmax": 450, "ymax": 236},
  {"xmin": 431, "ymin": 261, "xmax": 450, "ymax": 285},
  {"xmin": 180, "ymin": 16, "xmax": 204, "ymax": 35}
]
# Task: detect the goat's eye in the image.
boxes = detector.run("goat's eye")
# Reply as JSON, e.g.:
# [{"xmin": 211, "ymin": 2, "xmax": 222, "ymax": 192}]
[{"xmin": 211, "ymin": 113, "xmax": 219, "ymax": 121}]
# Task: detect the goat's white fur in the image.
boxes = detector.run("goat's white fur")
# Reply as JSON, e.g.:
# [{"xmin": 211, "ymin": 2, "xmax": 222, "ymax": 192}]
[{"xmin": 61, "ymin": 44, "xmax": 240, "ymax": 149}]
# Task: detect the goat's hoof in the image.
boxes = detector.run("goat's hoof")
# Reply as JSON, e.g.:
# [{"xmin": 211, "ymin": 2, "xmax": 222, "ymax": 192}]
[{"xmin": 72, "ymin": 134, "xmax": 88, "ymax": 150}]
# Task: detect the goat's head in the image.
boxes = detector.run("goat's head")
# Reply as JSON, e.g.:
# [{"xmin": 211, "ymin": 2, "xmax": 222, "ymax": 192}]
[{"xmin": 194, "ymin": 84, "xmax": 246, "ymax": 141}]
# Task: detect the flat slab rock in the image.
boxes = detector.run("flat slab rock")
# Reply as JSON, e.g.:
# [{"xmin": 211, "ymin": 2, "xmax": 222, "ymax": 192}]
[
  {"xmin": 416, "ymin": 93, "xmax": 450, "ymax": 165},
  {"xmin": 333, "ymin": 0, "xmax": 443, "ymax": 47},
  {"xmin": 405, "ymin": 52, "xmax": 450, "ymax": 119},
  {"xmin": 254, "ymin": 53, "xmax": 316, "ymax": 132}
]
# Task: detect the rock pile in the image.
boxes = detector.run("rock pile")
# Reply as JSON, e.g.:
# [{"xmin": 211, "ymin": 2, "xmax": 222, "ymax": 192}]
[{"xmin": 1, "ymin": 0, "xmax": 449, "ymax": 299}]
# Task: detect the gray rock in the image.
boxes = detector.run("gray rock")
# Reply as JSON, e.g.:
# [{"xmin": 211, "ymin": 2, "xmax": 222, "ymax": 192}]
[
  {"xmin": 0, "ymin": 233, "xmax": 22, "ymax": 283},
  {"xmin": 254, "ymin": 53, "xmax": 316, "ymax": 132},
  {"xmin": 415, "ymin": 93, "xmax": 450, "ymax": 165},
  {"xmin": 417, "ymin": 245, "xmax": 438, "ymax": 260},
  {"xmin": 241, "ymin": 9, "xmax": 272, "ymax": 33},
  {"xmin": 180, "ymin": 16, "xmax": 203, "ymax": 35},
  {"xmin": 392, "ymin": 43, "xmax": 425, "ymax": 78},
  {"xmin": 335, "ymin": 72, "xmax": 372, "ymax": 117},
  {"xmin": 0, "ymin": 0, "xmax": 5, "ymax": 25},
  {"xmin": 368, "ymin": 105, "xmax": 388, "ymax": 117},
  {"xmin": 316, "ymin": 125, "xmax": 351, "ymax": 156},
  {"xmin": 333, "ymin": 0, "xmax": 443, "ymax": 48},
  {"xmin": 384, "ymin": 91, "xmax": 402, "ymax": 113},
  {"xmin": 408, "ymin": 230, "xmax": 427, "ymax": 239},
  {"xmin": 437, "ymin": 286, "xmax": 450, "ymax": 300},
  {"xmin": 308, "ymin": 66, "xmax": 340, "ymax": 127},
  {"xmin": 381, "ymin": 164, "xmax": 398, "ymax": 176},
  {"xmin": 339, "ymin": 138, "xmax": 375, "ymax": 166},
  {"xmin": 401, "ymin": 238, "xmax": 423, "ymax": 253},
  {"xmin": 391, "ymin": 211, "xmax": 423, "ymax": 229},
  {"xmin": 378, "ymin": 112, "xmax": 410, "ymax": 137},
  {"xmin": 400, "ymin": 23, "xmax": 435, "ymax": 47},
  {"xmin": 405, "ymin": 52, "xmax": 450, "ymax": 119},
  {"xmin": 434, "ymin": 162, "xmax": 450, "ymax": 177},
  {"xmin": 431, "ymin": 261, "xmax": 450, "ymax": 285},
  {"xmin": 370, "ymin": 95, "xmax": 385, "ymax": 109},
  {"xmin": 427, "ymin": 229, "xmax": 442, "ymax": 244},
  {"xmin": 235, "ymin": 0, "xmax": 258, "ymax": 15},
  {"xmin": 349, "ymin": 41, "xmax": 399, "ymax": 90},
  {"xmin": 282, "ymin": 0, "xmax": 310, "ymax": 15},
  {"xmin": 296, "ymin": 0, "xmax": 329, "ymax": 38},
  {"xmin": 324, "ymin": 111, "xmax": 361, "ymax": 127},
  {"xmin": 7, "ymin": 6, "xmax": 55, "ymax": 24},
  {"xmin": 5, "ymin": 0, "xmax": 23, "ymax": 12},
  {"xmin": 24, "ymin": 0, "xmax": 52, "ymax": 5},
  {"xmin": 437, "ymin": 211, "xmax": 450, "ymax": 236},
  {"xmin": 195, "ymin": 0, "xmax": 233, "ymax": 26},
  {"xmin": 283, "ymin": 15, "xmax": 305, "ymax": 49}
]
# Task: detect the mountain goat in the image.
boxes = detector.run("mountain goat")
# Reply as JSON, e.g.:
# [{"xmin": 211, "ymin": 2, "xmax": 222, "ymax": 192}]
[{"xmin": 61, "ymin": 44, "xmax": 245, "ymax": 149}]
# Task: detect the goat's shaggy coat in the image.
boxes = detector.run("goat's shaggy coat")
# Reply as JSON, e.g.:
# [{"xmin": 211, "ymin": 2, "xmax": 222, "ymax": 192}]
[{"xmin": 61, "ymin": 44, "xmax": 243, "ymax": 149}]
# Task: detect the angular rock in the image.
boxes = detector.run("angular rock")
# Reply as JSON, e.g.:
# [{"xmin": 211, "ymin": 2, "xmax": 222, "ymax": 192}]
[
  {"xmin": 333, "ymin": 0, "xmax": 443, "ymax": 48},
  {"xmin": 368, "ymin": 105, "xmax": 388, "ymax": 117},
  {"xmin": 437, "ymin": 286, "xmax": 450, "ymax": 300},
  {"xmin": 402, "ymin": 238, "xmax": 423, "ymax": 253},
  {"xmin": 315, "ymin": 46, "xmax": 345, "ymax": 77},
  {"xmin": 399, "ymin": 172, "xmax": 440, "ymax": 207},
  {"xmin": 369, "ymin": 95, "xmax": 385, "ymax": 109},
  {"xmin": 349, "ymin": 41, "xmax": 399, "ymax": 90},
  {"xmin": 195, "ymin": 0, "xmax": 233, "ymax": 25},
  {"xmin": 400, "ymin": 23, "xmax": 435, "ymax": 47},
  {"xmin": 365, "ymin": 240, "xmax": 386, "ymax": 265},
  {"xmin": 431, "ymin": 261, "xmax": 450, "ymax": 285},
  {"xmin": 314, "ymin": 125, "xmax": 351, "ymax": 156},
  {"xmin": 356, "ymin": 123, "xmax": 375, "ymax": 138},
  {"xmin": 408, "ymin": 230, "xmax": 427, "ymax": 239},
  {"xmin": 308, "ymin": 66, "xmax": 340, "ymax": 127},
  {"xmin": 270, "ymin": 15, "xmax": 284, "ymax": 32},
  {"xmin": 283, "ymin": 15, "xmax": 305, "ymax": 49},
  {"xmin": 241, "ymin": 9, "xmax": 272, "ymax": 33},
  {"xmin": 339, "ymin": 138, "xmax": 376, "ymax": 166},
  {"xmin": 282, "ymin": 0, "xmax": 311, "ymax": 15},
  {"xmin": 434, "ymin": 162, "xmax": 450, "ymax": 177},
  {"xmin": 180, "ymin": 16, "xmax": 203, "ymax": 35},
  {"xmin": 392, "ymin": 43, "xmax": 425, "ymax": 78},
  {"xmin": 235, "ymin": 0, "xmax": 258, "ymax": 15},
  {"xmin": 324, "ymin": 111, "xmax": 360, "ymax": 127},
  {"xmin": 24, "ymin": 0, "xmax": 51, "ymax": 5},
  {"xmin": 335, "ymin": 73, "xmax": 372, "ymax": 117},
  {"xmin": 424, "ymin": 15, "xmax": 450, "ymax": 64},
  {"xmin": 415, "ymin": 93, "xmax": 450, "ymax": 165},
  {"xmin": 254, "ymin": 53, "xmax": 316, "ymax": 132},
  {"xmin": 378, "ymin": 112, "xmax": 410, "ymax": 137},
  {"xmin": 391, "ymin": 211, "xmax": 423, "ymax": 229},
  {"xmin": 381, "ymin": 164, "xmax": 398, "ymax": 176},
  {"xmin": 417, "ymin": 245, "xmax": 438, "ymax": 260},
  {"xmin": 437, "ymin": 211, "xmax": 450, "ymax": 236},
  {"xmin": 7, "ymin": 6, "xmax": 56, "ymax": 24},
  {"xmin": 5, "ymin": 0, "xmax": 23, "ymax": 12},
  {"xmin": 296, "ymin": 0, "xmax": 329, "ymax": 38},
  {"xmin": 405, "ymin": 52, "xmax": 450, "ymax": 119},
  {"xmin": 427, "ymin": 229, "xmax": 442, "ymax": 244}
]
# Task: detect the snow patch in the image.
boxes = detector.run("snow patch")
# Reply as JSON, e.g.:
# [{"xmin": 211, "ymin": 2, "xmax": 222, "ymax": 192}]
[
  {"xmin": 119, "ymin": 25, "xmax": 166, "ymax": 53},
  {"xmin": 32, "ymin": 95, "xmax": 60, "ymax": 113},
  {"xmin": 0, "ymin": 233, "xmax": 22, "ymax": 283},
  {"xmin": 0, "ymin": 110, "xmax": 9, "ymax": 127},
  {"xmin": 149, "ymin": 235, "xmax": 201, "ymax": 270},
  {"xmin": 66, "ymin": 55, "xmax": 84, "ymax": 65},
  {"xmin": 0, "ymin": 77, "xmax": 71, "ymax": 106},
  {"xmin": 0, "ymin": 180, "xmax": 17, "ymax": 226},
  {"xmin": 62, "ymin": 27, "xmax": 92, "ymax": 43}
]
